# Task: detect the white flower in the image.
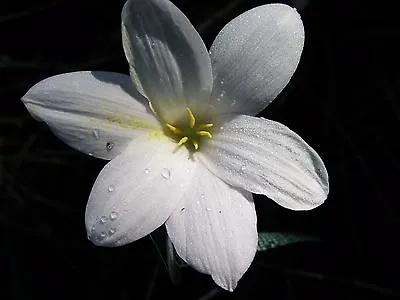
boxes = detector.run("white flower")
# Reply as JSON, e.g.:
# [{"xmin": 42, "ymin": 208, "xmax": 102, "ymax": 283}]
[{"xmin": 21, "ymin": 0, "xmax": 329, "ymax": 291}]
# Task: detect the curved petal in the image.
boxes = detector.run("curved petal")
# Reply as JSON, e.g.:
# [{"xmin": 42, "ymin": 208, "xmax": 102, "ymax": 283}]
[
  {"xmin": 122, "ymin": 0, "xmax": 213, "ymax": 123},
  {"xmin": 21, "ymin": 71, "xmax": 161, "ymax": 160},
  {"xmin": 198, "ymin": 115, "xmax": 329, "ymax": 210},
  {"xmin": 86, "ymin": 135, "xmax": 196, "ymax": 247},
  {"xmin": 166, "ymin": 163, "xmax": 257, "ymax": 291},
  {"xmin": 209, "ymin": 4, "xmax": 304, "ymax": 115}
]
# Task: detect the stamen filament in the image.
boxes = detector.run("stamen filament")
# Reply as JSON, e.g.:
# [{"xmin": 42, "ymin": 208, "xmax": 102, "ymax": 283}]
[
  {"xmin": 186, "ymin": 107, "xmax": 196, "ymax": 128},
  {"xmin": 166, "ymin": 123, "xmax": 183, "ymax": 135},
  {"xmin": 198, "ymin": 123, "xmax": 213, "ymax": 130},
  {"xmin": 177, "ymin": 136, "xmax": 189, "ymax": 146},
  {"xmin": 192, "ymin": 140, "xmax": 199, "ymax": 150},
  {"xmin": 196, "ymin": 131, "xmax": 212, "ymax": 139}
]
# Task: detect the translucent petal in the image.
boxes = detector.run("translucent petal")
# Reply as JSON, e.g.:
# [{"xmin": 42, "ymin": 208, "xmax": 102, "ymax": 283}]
[
  {"xmin": 166, "ymin": 163, "xmax": 257, "ymax": 291},
  {"xmin": 209, "ymin": 4, "xmax": 304, "ymax": 115},
  {"xmin": 21, "ymin": 71, "xmax": 160, "ymax": 159},
  {"xmin": 199, "ymin": 115, "xmax": 329, "ymax": 210},
  {"xmin": 122, "ymin": 0, "xmax": 213, "ymax": 123},
  {"xmin": 86, "ymin": 135, "xmax": 196, "ymax": 246}
]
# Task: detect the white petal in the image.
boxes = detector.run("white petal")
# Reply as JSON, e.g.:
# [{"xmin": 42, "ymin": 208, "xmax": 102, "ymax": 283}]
[
  {"xmin": 86, "ymin": 135, "xmax": 196, "ymax": 246},
  {"xmin": 21, "ymin": 71, "xmax": 161, "ymax": 160},
  {"xmin": 199, "ymin": 115, "xmax": 329, "ymax": 210},
  {"xmin": 166, "ymin": 163, "xmax": 257, "ymax": 291},
  {"xmin": 209, "ymin": 4, "xmax": 304, "ymax": 115},
  {"xmin": 122, "ymin": 0, "xmax": 213, "ymax": 123}
]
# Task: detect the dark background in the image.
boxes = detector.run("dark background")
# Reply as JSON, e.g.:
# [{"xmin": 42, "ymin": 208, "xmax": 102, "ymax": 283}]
[{"xmin": 1, "ymin": 0, "xmax": 399, "ymax": 299}]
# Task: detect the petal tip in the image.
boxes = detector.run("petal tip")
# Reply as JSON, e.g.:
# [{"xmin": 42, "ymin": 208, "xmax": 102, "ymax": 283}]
[{"xmin": 212, "ymin": 275, "xmax": 237, "ymax": 292}]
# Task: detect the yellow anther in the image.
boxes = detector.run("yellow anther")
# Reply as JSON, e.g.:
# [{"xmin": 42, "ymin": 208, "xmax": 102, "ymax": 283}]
[
  {"xmin": 186, "ymin": 107, "xmax": 196, "ymax": 128},
  {"xmin": 166, "ymin": 123, "xmax": 183, "ymax": 135},
  {"xmin": 196, "ymin": 131, "xmax": 212, "ymax": 139},
  {"xmin": 177, "ymin": 136, "xmax": 189, "ymax": 146},
  {"xmin": 192, "ymin": 140, "xmax": 199, "ymax": 150},
  {"xmin": 198, "ymin": 123, "xmax": 213, "ymax": 130}
]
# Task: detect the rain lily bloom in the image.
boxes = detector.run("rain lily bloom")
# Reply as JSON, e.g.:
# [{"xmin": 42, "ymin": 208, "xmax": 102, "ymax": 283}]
[{"xmin": 21, "ymin": 0, "xmax": 329, "ymax": 291}]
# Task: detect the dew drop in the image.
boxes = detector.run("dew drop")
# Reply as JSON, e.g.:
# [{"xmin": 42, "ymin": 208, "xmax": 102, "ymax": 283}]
[
  {"xmin": 144, "ymin": 168, "xmax": 150, "ymax": 174},
  {"xmin": 88, "ymin": 152, "xmax": 93, "ymax": 157},
  {"xmin": 99, "ymin": 216, "xmax": 107, "ymax": 224},
  {"xmin": 107, "ymin": 185, "xmax": 114, "ymax": 192},
  {"xmin": 220, "ymin": 79, "xmax": 224, "ymax": 85},
  {"xmin": 100, "ymin": 232, "xmax": 106, "ymax": 238},
  {"xmin": 92, "ymin": 130, "xmax": 99, "ymax": 140},
  {"xmin": 109, "ymin": 211, "xmax": 119, "ymax": 221},
  {"xmin": 220, "ymin": 126, "xmax": 224, "ymax": 130},
  {"xmin": 241, "ymin": 165, "xmax": 247, "ymax": 171},
  {"xmin": 108, "ymin": 228, "xmax": 116, "ymax": 236},
  {"xmin": 161, "ymin": 168, "xmax": 171, "ymax": 179},
  {"xmin": 106, "ymin": 142, "xmax": 114, "ymax": 151}
]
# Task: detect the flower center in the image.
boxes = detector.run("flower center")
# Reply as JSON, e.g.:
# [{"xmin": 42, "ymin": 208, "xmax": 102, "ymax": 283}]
[{"xmin": 165, "ymin": 107, "xmax": 213, "ymax": 151}]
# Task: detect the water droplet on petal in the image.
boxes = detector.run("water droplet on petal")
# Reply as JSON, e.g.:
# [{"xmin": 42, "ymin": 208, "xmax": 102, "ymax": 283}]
[
  {"xmin": 99, "ymin": 216, "xmax": 107, "ymax": 224},
  {"xmin": 109, "ymin": 211, "xmax": 119, "ymax": 220},
  {"xmin": 108, "ymin": 228, "xmax": 116, "ymax": 236},
  {"xmin": 106, "ymin": 142, "xmax": 114, "ymax": 151},
  {"xmin": 92, "ymin": 130, "xmax": 99, "ymax": 140},
  {"xmin": 108, "ymin": 185, "xmax": 114, "ymax": 192},
  {"xmin": 100, "ymin": 232, "xmax": 106, "ymax": 238},
  {"xmin": 220, "ymin": 79, "xmax": 224, "ymax": 85},
  {"xmin": 144, "ymin": 168, "xmax": 150, "ymax": 174},
  {"xmin": 161, "ymin": 168, "xmax": 171, "ymax": 179},
  {"xmin": 88, "ymin": 152, "xmax": 93, "ymax": 157}
]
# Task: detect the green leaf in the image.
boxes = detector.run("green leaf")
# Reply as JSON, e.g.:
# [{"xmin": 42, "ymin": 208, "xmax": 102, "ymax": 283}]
[{"xmin": 257, "ymin": 232, "xmax": 319, "ymax": 251}]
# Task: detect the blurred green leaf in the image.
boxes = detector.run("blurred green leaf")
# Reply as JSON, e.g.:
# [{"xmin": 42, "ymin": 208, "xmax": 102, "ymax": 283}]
[{"xmin": 257, "ymin": 232, "xmax": 319, "ymax": 251}]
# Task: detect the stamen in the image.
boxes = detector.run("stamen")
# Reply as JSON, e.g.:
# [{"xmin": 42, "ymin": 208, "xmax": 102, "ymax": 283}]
[
  {"xmin": 177, "ymin": 136, "xmax": 189, "ymax": 146},
  {"xmin": 192, "ymin": 140, "xmax": 199, "ymax": 150},
  {"xmin": 198, "ymin": 123, "xmax": 213, "ymax": 130},
  {"xmin": 196, "ymin": 131, "xmax": 212, "ymax": 139},
  {"xmin": 166, "ymin": 123, "xmax": 183, "ymax": 135},
  {"xmin": 186, "ymin": 108, "xmax": 196, "ymax": 129}
]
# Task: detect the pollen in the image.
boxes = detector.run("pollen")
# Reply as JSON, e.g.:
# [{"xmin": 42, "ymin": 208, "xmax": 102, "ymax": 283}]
[{"xmin": 165, "ymin": 107, "xmax": 213, "ymax": 151}]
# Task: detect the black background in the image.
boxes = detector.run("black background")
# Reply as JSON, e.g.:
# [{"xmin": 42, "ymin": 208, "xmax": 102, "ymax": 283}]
[{"xmin": 1, "ymin": 0, "xmax": 400, "ymax": 299}]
